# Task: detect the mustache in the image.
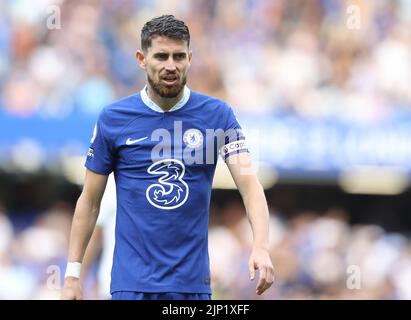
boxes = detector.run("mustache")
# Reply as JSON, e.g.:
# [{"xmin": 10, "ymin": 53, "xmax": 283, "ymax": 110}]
[{"xmin": 161, "ymin": 72, "xmax": 179, "ymax": 79}]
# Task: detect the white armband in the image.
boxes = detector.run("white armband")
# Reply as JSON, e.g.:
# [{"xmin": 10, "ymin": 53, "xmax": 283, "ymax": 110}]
[
  {"xmin": 220, "ymin": 139, "xmax": 249, "ymax": 160},
  {"xmin": 65, "ymin": 262, "xmax": 82, "ymax": 278}
]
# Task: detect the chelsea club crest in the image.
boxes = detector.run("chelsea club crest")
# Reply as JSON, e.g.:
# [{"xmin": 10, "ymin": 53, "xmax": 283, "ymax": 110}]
[{"xmin": 183, "ymin": 129, "xmax": 203, "ymax": 149}]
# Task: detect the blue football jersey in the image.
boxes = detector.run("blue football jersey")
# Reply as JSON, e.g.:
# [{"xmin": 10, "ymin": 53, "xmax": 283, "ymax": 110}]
[{"xmin": 85, "ymin": 86, "xmax": 248, "ymax": 294}]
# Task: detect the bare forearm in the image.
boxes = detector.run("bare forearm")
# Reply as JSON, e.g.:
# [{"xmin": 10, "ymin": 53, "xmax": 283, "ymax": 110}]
[
  {"xmin": 80, "ymin": 226, "xmax": 102, "ymax": 281},
  {"xmin": 68, "ymin": 194, "xmax": 100, "ymax": 263},
  {"xmin": 241, "ymin": 182, "xmax": 270, "ymax": 249},
  {"xmin": 226, "ymin": 146, "xmax": 274, "ymax": 294}
]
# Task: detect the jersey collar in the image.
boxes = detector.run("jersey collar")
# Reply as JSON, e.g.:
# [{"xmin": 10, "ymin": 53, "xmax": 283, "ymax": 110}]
[{"xmin": 140, "ymin": 85, "xmax": 190, "ymax": 113}]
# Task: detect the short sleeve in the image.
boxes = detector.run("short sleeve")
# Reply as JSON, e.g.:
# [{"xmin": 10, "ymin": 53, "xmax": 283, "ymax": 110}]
[
  {"xmin": 85, "ymin": 111, "xmax": 115, "ymax": 175},
  {"xmin": 219, "ymin": 104, "xmax": 249, "ymax": 160}
]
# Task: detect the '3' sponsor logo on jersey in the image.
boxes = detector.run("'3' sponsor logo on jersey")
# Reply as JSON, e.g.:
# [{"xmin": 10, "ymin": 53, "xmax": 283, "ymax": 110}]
[{"xmin": 146, "ymin": 159, "xmax": 189, "ymax": 210}]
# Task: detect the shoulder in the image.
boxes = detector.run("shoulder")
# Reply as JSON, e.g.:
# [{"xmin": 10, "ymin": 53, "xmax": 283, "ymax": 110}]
[
  {"xmin": 99, "ymin": 93, "xmax": 141, "ymax": 125},
  {"xmin": 189, "ymin": 91, "xmax": 232, "ymax": 113}
]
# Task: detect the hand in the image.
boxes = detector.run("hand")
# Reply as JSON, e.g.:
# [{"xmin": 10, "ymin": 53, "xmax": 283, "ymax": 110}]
[
  {"xmin": 249, "ymin": 246, "xmax": 274, "ymax": 295},
  {"xmin": 61, "ymin": 277, "xmax": 83, "ymax": 300}
]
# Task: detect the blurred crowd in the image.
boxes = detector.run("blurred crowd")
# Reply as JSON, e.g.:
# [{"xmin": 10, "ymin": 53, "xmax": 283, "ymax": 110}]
[
  {"xmin": 2, "ymin": 0, "xmax": 411, "ymax": 300},
  {"xmin": 1, "ymin": 200, "xmax": 411, "ymax": 299},
  {"xmin": 1, "ymin": 0, "xmax": 411, "ymax": 123},
  {"xmin": 209, "ymin": 203, "xmax": 411, "ymax": 300},
  {"xmin": 0, "ymin": 202, "xmax": 72, "ymax": 299}
]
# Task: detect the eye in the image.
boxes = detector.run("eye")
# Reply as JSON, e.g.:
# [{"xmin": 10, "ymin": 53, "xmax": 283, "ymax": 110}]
[
  {"xmin": 174, "ymin": 53, "xmax": 186, "ymax": 61},
  {"xmin": 155, "ymin": 53, "xmax": 168, "ymax": 60}
]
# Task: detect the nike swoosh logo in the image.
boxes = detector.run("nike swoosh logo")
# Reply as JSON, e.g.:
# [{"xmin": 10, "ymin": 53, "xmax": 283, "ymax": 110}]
[{"xmin": 126, "ymin": 136, "xmax": 148, "ymax": 145}]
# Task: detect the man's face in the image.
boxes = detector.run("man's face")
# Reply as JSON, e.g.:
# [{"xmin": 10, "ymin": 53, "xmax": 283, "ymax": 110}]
[{"xmin": 138, "ymin": 36, "xmax": 192, "ymax": 98}]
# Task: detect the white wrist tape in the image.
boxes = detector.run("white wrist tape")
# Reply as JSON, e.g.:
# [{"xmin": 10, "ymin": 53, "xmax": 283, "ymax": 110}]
[{"xmin": 65, "ymin": 262, "xmax": 82, "ymax": 278}]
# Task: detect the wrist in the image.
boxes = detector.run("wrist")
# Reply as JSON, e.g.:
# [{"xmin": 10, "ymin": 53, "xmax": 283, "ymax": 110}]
[
  {"xmin": 252, "ymin": 244, "xmax": 269, "ymax": 251},
  {"xmin": 65, "ymin": 262, "xmax": 82, "ymax": 279}
]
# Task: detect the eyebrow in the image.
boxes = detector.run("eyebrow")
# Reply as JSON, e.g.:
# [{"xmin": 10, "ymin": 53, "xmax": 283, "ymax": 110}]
[
  {"xmin": 153, "ymin": 51, "xmax": 187, "ymax": 56},
  {"xmin": 173, "ymin": 52, "xmax": 187, "ymax": 57},
  {"xmin": 152, "ymin": 52, "xmax": 187, "ymax": 58}
]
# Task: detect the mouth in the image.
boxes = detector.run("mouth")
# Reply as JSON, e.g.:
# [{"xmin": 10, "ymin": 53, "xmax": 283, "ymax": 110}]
[{"xmin": 161, "ymin": 75, "xmax": 179, "ymax": 86}]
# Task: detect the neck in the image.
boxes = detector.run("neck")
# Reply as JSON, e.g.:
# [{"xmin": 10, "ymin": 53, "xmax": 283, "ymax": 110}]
[{"xmin": 147, "ymin": 85, "xmax": 184, "ymax": 112}]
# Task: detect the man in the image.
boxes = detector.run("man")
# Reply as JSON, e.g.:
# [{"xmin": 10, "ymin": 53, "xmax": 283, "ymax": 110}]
[{"xmin": 61, "ymin": 15, "xmax": 274, "ymax": 300}]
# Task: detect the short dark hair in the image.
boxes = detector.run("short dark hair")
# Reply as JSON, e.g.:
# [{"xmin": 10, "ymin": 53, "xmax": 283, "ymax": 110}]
[{"xmin": 141, "ymin": 15, "xmax": 190, "ymax": 51}]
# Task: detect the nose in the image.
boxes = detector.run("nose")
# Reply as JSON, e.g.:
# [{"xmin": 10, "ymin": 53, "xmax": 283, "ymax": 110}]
[{"xmin": 165, "ymin": 57, "xmax": 177, "ymax": 71}]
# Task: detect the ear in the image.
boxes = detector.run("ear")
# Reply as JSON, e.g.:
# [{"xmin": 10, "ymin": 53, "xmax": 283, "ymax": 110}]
[
  {"xmin": 135, "ymin": 50, "xmax": 146, "ymax": 70},
  {"xmin": 188, "ymin": 50, "xmax": 193, "ymax": 66}
]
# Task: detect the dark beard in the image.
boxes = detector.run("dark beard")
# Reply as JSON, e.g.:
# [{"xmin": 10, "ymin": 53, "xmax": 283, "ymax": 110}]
[{"xmin": 147, "ymin": 74, "xmax": 187, "ymax": 98}]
